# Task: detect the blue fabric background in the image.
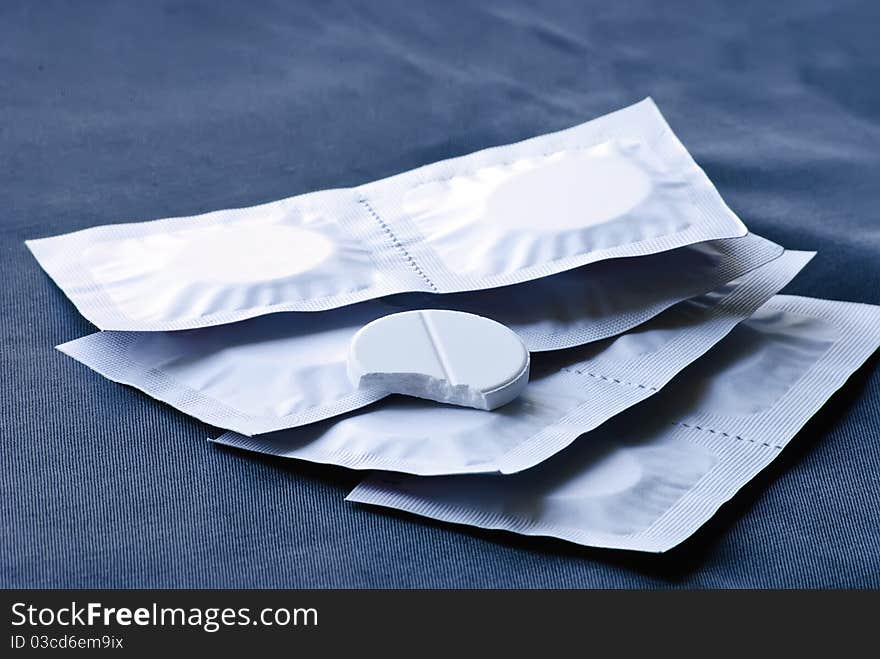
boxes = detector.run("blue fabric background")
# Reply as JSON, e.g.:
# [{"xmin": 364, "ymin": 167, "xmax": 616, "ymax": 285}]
[{"xmin": 2, "ymin": 0, "xmax": 878, "ymax": 588}]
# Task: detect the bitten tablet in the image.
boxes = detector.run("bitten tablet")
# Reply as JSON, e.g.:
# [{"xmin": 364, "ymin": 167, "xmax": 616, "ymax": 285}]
[{"xmin": 347, "ymin": 310, "xmax": 530, "ymax": 410}]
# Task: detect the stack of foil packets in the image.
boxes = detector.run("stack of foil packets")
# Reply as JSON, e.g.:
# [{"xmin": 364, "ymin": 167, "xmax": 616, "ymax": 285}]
[{"xmin": 28, "ymin": 99, "xmax": 880, "ymax": 552}]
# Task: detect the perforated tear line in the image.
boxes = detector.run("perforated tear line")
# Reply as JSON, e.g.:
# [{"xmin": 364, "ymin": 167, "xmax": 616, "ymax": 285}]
[
  {"xmin": 357, "ymin": 196, "xmax": 438, "ymax": 292},
  {"xmin": 674, "ymin": 421, "xmax": 783, "ymax": 450},
  {"xmin": 561, "ymin": 367, "xmax": 658, "ymax": 392}
]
